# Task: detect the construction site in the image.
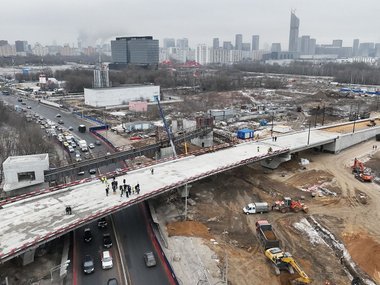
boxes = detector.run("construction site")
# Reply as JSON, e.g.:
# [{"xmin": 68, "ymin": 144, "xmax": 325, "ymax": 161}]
[
  {"xmin": 5, "ymin": 72, "xmax": 380, "ymax": 285},
  {"xmin": 77, "ymin": 75, "xmax": 380, "ymax": 285}
]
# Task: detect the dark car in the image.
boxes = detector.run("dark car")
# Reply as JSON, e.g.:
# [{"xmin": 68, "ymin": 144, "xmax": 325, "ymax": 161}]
[
  {"xmin": 98, "ymin": 217, "xmax": 107, "ymax": 228},
  {"xmin": 107, "ymin": 278, "xmax": 118, "ymax": 285},
  {"xmin": 84, "ymin": 228, "xmax": 92, "ymax": 242},
  {"xmin": 89, "ymin": 169, "xmax": 97, "ymax": 175},
  {"xmin": 103, "ymin": 233, "xmax": 112, "ymax": 248},
  {"xmin": 83, "ymin": 255, "xmax": 95, "ymax": 274},
  {"xmin": 17, "ymin": 98, "xmax": 22, "ymax": 102}
]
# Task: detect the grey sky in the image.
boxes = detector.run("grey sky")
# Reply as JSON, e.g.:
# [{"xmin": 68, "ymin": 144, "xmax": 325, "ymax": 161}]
[{"xmin": 1, "ymin": 0, "xmax": 379, "ymax": 48}]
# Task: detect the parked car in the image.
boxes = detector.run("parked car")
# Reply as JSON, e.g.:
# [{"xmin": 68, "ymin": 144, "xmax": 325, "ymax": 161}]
[
  {"xmin": 68, "ymin": 126, "xmax": 74, "ymax": 131},
  {"xmin": 101, "ymin": 250, "xmax": 113, "ymax": 269},
  {"xmin": 84, "ymin": 228, "xmax": 92, "ymax": 242},
  {"xmin": 98, "ymin": 217, "xmax": 107, "ymax": 228},
  {"xmin": 58, "ymin": 120, "xmax": 64, "ymax": 124},
  {"xmin": 27, "ymin": 106, "xmax": 32, "ymax": 109},
  {"xmin": 144, "ymin": 251, "xmax": 157, "ymax": 267},
  {"xmin": 107, "ymin": 279, "xmax": 118, "ymax": 285},
  {"xmin": 103, "ymin": 233, "xmax": 112, "ymax": 248},
  {"xmin": 56, "ymin": 114, "xmax": 61, "ymax": 118},
  {"xmin": 88, "ymin": 143, "xmax": 95, "ymax": 149},
  {"xmin": 77, "ymin": 171, "xmax": 85, "ymax": 176},
  {"xmin": 83, "ymin": 255, "xmax": 95, "ymax": 274},
  {"xmin": 89, "ymin": 169, "xmax": 97, "ymax": 175},
  {"xmin": 68, "ymin": 146, "xmax": 74, "ymax": 153}
]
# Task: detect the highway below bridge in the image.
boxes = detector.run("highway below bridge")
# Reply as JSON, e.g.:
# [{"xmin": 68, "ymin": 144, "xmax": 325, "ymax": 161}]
[
  {"xmin": 0, "ymin": 118, "xmax": 380, "ymax": 263},
  {"xmin": 44, "ymin": 126, "xmax": 213, "ymax": 182}
]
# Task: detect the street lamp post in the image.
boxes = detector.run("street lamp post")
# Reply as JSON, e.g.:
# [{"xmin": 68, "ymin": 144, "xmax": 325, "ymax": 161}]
[
  {"xmin": 352, "ymin": 112, "xmax": 357, "ymax": 133},
  {"xmin": 50, "ymin": 260, "xmax": 70, "ymax": 282},
  {"xmin": 307, "ymin": 120, "xmax": 311, "ymax": 145}
]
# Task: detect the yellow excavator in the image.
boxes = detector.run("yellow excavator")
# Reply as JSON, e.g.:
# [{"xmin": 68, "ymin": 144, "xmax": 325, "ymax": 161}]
[{"xmin": 265, "ymin": 247, "xmax": 312, "ymax": 284}]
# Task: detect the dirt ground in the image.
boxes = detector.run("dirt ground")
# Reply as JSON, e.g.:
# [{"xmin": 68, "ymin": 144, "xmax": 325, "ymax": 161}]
[{"xmin": 161, "ymin": 138, "xmax": 380, "ymax": 285}]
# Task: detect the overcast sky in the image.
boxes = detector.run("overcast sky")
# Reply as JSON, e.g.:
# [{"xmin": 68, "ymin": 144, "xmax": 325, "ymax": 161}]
[{"xmin": 1, "ymin": 0, "xmax": 379, "ymax": 49}]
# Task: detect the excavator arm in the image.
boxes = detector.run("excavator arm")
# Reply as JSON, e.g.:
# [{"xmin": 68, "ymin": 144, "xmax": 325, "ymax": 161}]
[{"xmin": 282, "ymin": 257, "xmax": 312, "ymax": 284}]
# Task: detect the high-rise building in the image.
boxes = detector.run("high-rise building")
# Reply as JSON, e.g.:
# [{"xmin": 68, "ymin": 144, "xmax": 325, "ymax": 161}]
[
  {"xmin": 163, "ymin": 38, "xmax": 175, "ymax": 49},
  {"xmin": 15, "ymin": 40, "xmax": 28, "ymax": 53},
  {"xmin": 300, "ymin": 35, "xmax": 310, "ymax": 55},
  {"xmin": 111, "ymin": 36, "xmax": 159, "ymax": 66},
  {"xmin": 213, "ymin": 38, "xmax": 219, "ymax": 49},
  {"xmin": 332, "ymin": 40, "xmax": 343, "ymax": 48},
  {"xmin": 358, "ymin": 42, "xmax": 374, "ymax": 57},
  {"xmin": 251, "ymin": 35, "xmax": 260, "ymax": 51},
  {"xmin": 0, "ymin": 40, "xmax": 8, "ymax": 46},
  {"xmin": 375, "ymin": 43, "xmax": 380, "ymax": 58},
  {"xmin": 235, "ymin": 34, "xmax": 243, "ymax": 50},
  {"xmin": 271, "ymin": 43, "xmax": 282, "ymax": 52},
  {"xmin": 353, "ymin": 39, "xmax": 359, "ymax": 56},
  {"xmin": 196, "ymin": 44, "xmax": 208, "ymax": 65},
  {"xmin": 176, "ymin": 38, "xmax": 189, "ymax": 49},
  {"xmin": 288, "ymin": 11, "xmax": 299, "ymax": 52},
  {"xmin": 93, "ymin": 58, "xmax": 110, "ymax": 88},
  {"xmin": 223, "ymin": 41, "xmax": 233, "ymax": 50},
  {"xmin": 309, "ymin": 38, "xmax": 316, "ymax": 55}
]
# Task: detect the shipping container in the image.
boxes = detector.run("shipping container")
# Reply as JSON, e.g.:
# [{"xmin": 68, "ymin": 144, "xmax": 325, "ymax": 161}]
[{"xmin": 237, "ymin": 129, "xmax": 255, "ymax": 139}]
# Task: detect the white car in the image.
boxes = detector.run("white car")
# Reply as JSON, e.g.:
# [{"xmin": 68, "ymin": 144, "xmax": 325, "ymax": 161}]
[
  {"xmin": 88, "ymin": 143, "xmax": 95, "ymax": 149},
  {"xmin": 101, "ymin": 251, "xmax": 113, "ymax": 269},
  {"xmin": 68, "ymin": 146, "xmax": 74, "ymax": 153}
]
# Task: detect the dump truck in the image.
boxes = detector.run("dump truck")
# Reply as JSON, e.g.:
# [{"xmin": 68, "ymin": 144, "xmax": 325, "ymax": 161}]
[
  {"xmin": 256, "ymin": 220, "xmax": 280, "ymax": 250},
  {"xmin": 243, "ymin": 202, "xmax": 269, "ymax": 214}
]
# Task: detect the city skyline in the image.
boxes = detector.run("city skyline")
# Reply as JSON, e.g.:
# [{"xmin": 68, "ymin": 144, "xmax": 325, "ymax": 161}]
[{"xmin": 1, "ymin": 0, "xmax": 379, "ymax": 49}]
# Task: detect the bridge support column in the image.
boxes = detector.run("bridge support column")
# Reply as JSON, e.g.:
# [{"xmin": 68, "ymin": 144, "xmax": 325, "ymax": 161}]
[
  {"xmin": 260, "ymin": 153, "xmax": 291, "ymax": 169},
  {"xmin": 21, "ymin": 248, "xmax": 36, "ymax": 266}
]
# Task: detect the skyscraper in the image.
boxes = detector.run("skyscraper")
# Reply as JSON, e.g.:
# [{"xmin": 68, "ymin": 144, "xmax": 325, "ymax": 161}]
[
  {"xmin": 251, "ymin": 35, "xmax": 260, "ymax": 51},
  {"xmin": 332, "ymin": 40, "xmax": 343, "ymax": 48},
  {"xmin": 223, "ymin": 41, "xmax": 233, "ymax": 50},
  {"xmin": 288, "ymin": 11, "xmax": 299, "ymax": 52},
  {"xmin": 271, "ymin": 43, "xmax": 282, "ymax": 52},
  {"xmin": 235, "ymin": 34, "xmax": 243, "ymax": 50},
  {"xmin": 176, "ymin": 38, "xmax": 189, "ymax": 49},
  {"xmin": 196, "ymin": 44, "xmax": 208, "ymax": 65},
  {"xmin": 213, "ymin": 38, "xmax": 219, "ymax": 49},
  {"xmin": 300, "ymin": 35, "xmax": 310, "ymax": 55}
]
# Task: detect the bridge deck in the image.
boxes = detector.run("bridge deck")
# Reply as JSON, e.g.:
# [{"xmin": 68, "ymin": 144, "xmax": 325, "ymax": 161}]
[{"xmin": 0, "ymin": 128, "xmax": 343, "ymax": 262}]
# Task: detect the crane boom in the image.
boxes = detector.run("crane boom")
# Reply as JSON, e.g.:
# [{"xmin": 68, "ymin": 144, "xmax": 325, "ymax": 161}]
[{"xmin": 154, "ymin": 95, "xmax": 177, "ymax": 158}]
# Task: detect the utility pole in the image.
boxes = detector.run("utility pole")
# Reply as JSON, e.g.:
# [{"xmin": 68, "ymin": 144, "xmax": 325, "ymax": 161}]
[
  {"xmin": 352, "ymin": 112, "xmax": 357, "ymax": 133},
  {"xmin": 271, "ymin": 112, "xmax": 274, "ymax": 136},
  {"xmin": 307, "ymin": 120, "xmax": 311, "ymax": 145}
]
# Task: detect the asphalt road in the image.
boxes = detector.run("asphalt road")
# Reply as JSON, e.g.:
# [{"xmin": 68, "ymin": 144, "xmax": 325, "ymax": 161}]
[
  {"xmin": 75, "ymin": 219, "xmax": 123, "ymax": 285},
  {"xmin": 113, "ymin": 205, "xmax": 171, "ymax": 285}
]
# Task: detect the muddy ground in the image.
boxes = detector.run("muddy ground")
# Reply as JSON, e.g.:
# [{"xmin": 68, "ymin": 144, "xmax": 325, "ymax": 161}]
[{"xmin": 163, "ymin": 139, "xmax": 380, "ymax": 285}]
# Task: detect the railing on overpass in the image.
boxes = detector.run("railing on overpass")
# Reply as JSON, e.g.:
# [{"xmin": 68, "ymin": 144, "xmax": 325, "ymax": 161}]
[
  {"xmin": 0, "ymin": 147, "xmax": 289, "ymax": 263},
  {"xmin": 43, "ymin": 126, "xmax": 213, "ymax": 182}
]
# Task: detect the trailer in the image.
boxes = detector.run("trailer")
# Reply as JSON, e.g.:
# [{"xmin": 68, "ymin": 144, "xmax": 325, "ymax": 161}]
[{"xmin": 256, "ymin": 220, "xmax": 280, "ymax": 250}]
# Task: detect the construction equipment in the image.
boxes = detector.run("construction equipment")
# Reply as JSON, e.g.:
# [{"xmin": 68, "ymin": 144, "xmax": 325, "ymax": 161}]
[
  {"xmin": 256, "ymin": 220, "xmax": 280, "ymax": 250},
  {"xmin": 265, "ymin": 247, "xmax": 312, "ymax": 284},
  {"xmin": 367, "ymin": 119, "xmax": 376, "ymax": 127},
  {"xmin": 352, "ymin": 158, "xmax": 373, "ymax": 182},
  {"xmin": 272, "ymin": 197, "xmax": 308, "ymax": 213},
  {"xmin": 154, "ymin": 95, "xmax": 177, "ymax": 158}
]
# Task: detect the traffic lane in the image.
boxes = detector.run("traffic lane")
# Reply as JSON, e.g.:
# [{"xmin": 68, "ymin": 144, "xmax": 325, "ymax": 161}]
[
  {"xmin": 76, "ymin": 219, "xmax": 122, "ymax": 285},
  {"xmin": 114, "ymin": 205, "xmax": 171, "ymax": 285}
]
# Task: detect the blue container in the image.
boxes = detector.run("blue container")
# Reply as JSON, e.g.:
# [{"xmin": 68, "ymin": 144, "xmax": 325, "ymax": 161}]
[{"xmin": 237, "ymin": 129, "xmax": 255, "ymax": 139}]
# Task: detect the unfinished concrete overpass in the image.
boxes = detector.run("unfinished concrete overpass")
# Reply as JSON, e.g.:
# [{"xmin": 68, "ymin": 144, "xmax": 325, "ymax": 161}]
[{"xmin": 0, "ymin": 118, "xmax": 379, "ymax": 263}]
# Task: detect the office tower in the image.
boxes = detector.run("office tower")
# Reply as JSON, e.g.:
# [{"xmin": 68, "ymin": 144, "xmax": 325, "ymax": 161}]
[
  {"xmin": 235, "ymin": 34, "xmax": 243, "ymax": 50},
  {"xmin": 0, "ymin": 40, "xmax": 8, "ymax": 46},
  {"xmin": 111, "ymin": 36, "xmax": 159, "ymax": 66},
  {"xmin": 271, "ymin": 43, "xmax": 282, "ymax": 52},
  {"xmin": 242, "ymin": 43, "xmax": 251, "ymax": 51},
  {"xmin": 15, "ymin": 40, "xmax": 28, "ymax": 52},
  {"xmin": 223, "ymin": 41, "xmax": 233, "ymax": 50},
  {"xmin": 288, "ymin": 11, "xmax": 299, "ymax": 52},
  {"xmin": 176, "ymin": 38, "xmax": 189, "ymax": 49},
  {"xmin": 358, "ymin": 42, "xmax": 374, "ymax": 57},
  {"xmin": 252, "ymin": 35, "xmax": 260, "ymax": 51},
  {"xmin": 213, "ymin": 38, "xmax": 219, "ymax": 49},
  {"xmin": 300, "ymin": 35, "xmax": 310, "ymax": 55},
  {"xmin": 353, "ymin": 39, "xmax": 359, "ymax": 56},
  {"xmin": 163, "ymin": 38, "xmax": 175, "ymax": 49},
  {"xmin": 375, "ymin": 43, "xmax": 380, "ymax": 57},
  {"xmin": 332, "ymin": 40, "xmax": 343, "ymax": 48}
]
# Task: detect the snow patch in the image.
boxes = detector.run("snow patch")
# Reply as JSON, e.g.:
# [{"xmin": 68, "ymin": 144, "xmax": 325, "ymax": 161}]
[{"xmin": 293, "ymin": 218, "xmax": 325, "ymax": 245}]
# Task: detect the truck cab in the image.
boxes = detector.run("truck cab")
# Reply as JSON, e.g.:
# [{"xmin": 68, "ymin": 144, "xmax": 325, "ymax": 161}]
[{"xmin": 243, "ymin": 202, "xmax": 269, "ymax": 214}]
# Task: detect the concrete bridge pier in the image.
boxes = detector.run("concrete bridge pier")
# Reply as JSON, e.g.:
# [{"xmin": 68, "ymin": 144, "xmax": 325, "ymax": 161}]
[
  {"xmin": 260, "ymin": 153, "xmax": 292, "ymax": 169},
  {"xmin": 20, "ymin": 248, "xmax": 36, "ymax": 265}
]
